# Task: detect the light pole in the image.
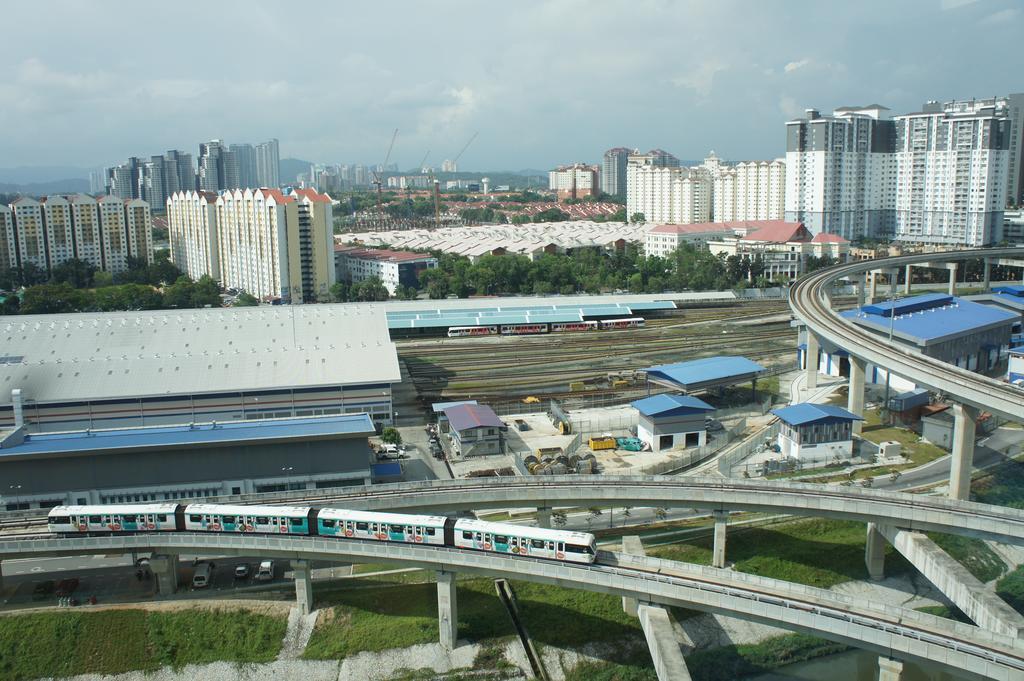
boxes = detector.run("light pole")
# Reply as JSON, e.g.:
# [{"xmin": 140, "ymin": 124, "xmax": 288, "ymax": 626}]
[{"xmin": 882, "ymin": 274, "xmax": 898, "ymax": 424}]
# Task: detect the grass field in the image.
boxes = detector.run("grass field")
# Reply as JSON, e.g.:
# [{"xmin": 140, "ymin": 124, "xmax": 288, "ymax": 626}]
[
  {"xmin": 973, "ymin": 458, "xmax": 1024, "ymax": 509},
  {"xmin": 684, "ymin": 634, "xmax": 850, "ymax": 681},
  {"xmin": 925, "ymin": 533, "xmax": 1006, "ymax": 583},
  {"xmin": 859, "ymin": 408, "xmax": 947, "ymax": 467},
  {"xmin": 0, "ymin": 609, "xmax": 286, "ymax": 681},
  {"xmin": 648, "ymin": 518, "xmax": 913, "ymax": 589},
  {"xmin": 996, "ymin": 566, "xmax": 1024, "ymax": 615}
]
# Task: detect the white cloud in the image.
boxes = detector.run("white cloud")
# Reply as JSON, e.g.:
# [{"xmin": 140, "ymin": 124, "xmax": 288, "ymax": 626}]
[
  {"xmin": 784, "ymin": 59, "xmax": 810, "ymax": 74},
  {"xmin": 979, "ymin": 7, "xmax": 1020, "ymax": 25},
  {"xmin": 671, "ymin": 59, "xmax": 728, "ymax": 99}
]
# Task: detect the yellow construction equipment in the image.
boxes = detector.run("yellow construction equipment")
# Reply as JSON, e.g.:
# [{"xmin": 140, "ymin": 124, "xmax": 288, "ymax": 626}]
[
  {"xmin": 588, "ymin": 437, "xmax": 616, "ymax": 451},
  {"xmin": 522, "ymin": 396, "xmax": 541, "ymax": 404}
]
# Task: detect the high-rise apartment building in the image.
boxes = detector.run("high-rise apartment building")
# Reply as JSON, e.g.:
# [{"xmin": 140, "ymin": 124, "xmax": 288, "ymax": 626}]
[
  {"xmin": 164, "ymin": 150, "xmax": 196, "ymax": 193},
  {"xmin": 166, "ymin": 190, "xmax": 220, "ymax": 282},
  {"xmin": 785, "ymin": 105, "xmax": 896, "ymax": 241},
  {"xmin": 231, "ymin": 143, "xmax": 257, "ymax": 188},
  {"xmin": 626, "ymin": 155, "xmax": 710, "ymax": 224},
  {"xmin": 548, "ymin": 163, "xmax": 601, "ymax": 200},
  {"xmin": 3, "ymin": 195, "xmax": 151, "ymax": 274},
  {"xmin": 601, "ymin": 147, "xmax": 632, "ymax": 197},
  {"xmin": 255, "ymin": 139, "xmax": 280, "ymax": 187},
  {"xmin": 892, "ymin": 104, "xmax": 1009, "ymax": 246},
  {"xmin": 441, "ymin": 159, "xmax": 457, "ymax": 173},
  {"xmin": 786, "ymin": 101, "xmax": 1009, "ymax": 246},
  {"xmin": 107, "ymin": 150, "xmax": 195, "ymax": 210},
  {"xmin": 170, "ymin": 187, "xmax": 333, "ymax": 303},
  {"xmin": 198, "ymin": 140, "xmax": 240, "ymax": 192},
  {"xmin": 713, "ymin": 159, "xmax": 786, "ymax": 222},
  {"xmin": 107, "ymin": 158, "xmax": 142, "ymax": 200},
  {"xmin": 927, "ymin": 94, "xmax": 1024, "ymax": 207}
]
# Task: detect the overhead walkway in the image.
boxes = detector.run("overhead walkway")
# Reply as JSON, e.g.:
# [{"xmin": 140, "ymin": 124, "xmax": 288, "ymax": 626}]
[{"xmin": 0, "ymin": 533, "xmax": 1020, "ymax": 681}]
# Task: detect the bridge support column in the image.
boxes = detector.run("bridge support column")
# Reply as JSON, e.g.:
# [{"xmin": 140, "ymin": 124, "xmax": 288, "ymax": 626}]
[
  {"xmin": 947, "ymin": 263, "xmax": 958, "ymax": 297},
  {"xmin": 983, "ymin": 259, "xmax": 992, "ymax": 292},
  {"xmin": 804, "ymin": 333, "xmax": 819, "ymax": 390},
  {"xmin": 536, "ymin": 507, "xmax": 551, "ymax": 529},
  {"xmin": 867, "ymin": 271, "xmax": 879, "ymax": 305},
  {"xmin": 878, "ymin": 656, "xmax": 904, "ymax": 681},
  {"xmin": 712, "ymin": 511, "xmax": 728, "ymax": 569},
  {"xmin": 621, "ymin": 536, "xmax": 643, "ymax": 616},
  {"xmin": 291, "ymin": 560, "xmax": 313, "ymax": 615},
  {"xmin": 858, "ymin": 273, "xmax": 867, "ymax": 307},
  {"xmin": 149, "ymin": 554, "xmax": 179, "ymax": 596},
  {"xmin": 437, "ymin": 570, "xmax": 458, "ymax": 650},
  {"xmin": 847, "ymin": 356, "xmax": 866, "ymax": 436},
  {"xmin": 865, "ymin": 523, "xmax": 886, "ymax": 581},
  {"xmin": 949, "ymin": 403, "xmax": 978, "ymax": 501},
  {"xmin": 903, "ymin": 265, "xmax": 912, "ymax": 295}
]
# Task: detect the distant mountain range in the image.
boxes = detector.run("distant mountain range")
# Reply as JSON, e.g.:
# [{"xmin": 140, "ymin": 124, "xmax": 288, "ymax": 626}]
[
  {"xmin": 0, "ymin": 178, "xmax": 91, "ymax": 196},
  {"xmin": 279, "ymin": 158, "xmax": 312, "ymax": 184}
]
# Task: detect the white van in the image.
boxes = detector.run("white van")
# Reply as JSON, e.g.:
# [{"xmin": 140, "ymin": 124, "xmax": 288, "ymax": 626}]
[
  {"xmin": 379, "ymin": 444, "xmax": 400, "ymax": 460},
  {"xmin": 192, "ymin": 562, "xmax": 213, "ymax": 588},
  {"xmin": 256, "ymin": 560, "xmax": 275, "ymax": 581}
]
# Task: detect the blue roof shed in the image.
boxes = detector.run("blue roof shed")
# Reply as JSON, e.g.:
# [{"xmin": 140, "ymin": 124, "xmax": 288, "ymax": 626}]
[
  {"xmin": 842, "ymin": 295, "xmax": 1017, "ymax": 346},
  {"xmin": 772, "ymin": 404, "xmax": 862, "ymax": 426},
  {"xmin": 646, "ymin": 356, "xmax": 765, "ymax": 392},
  {"xmin": 632, "ymin": 394, "xmax": 715, "ymax": 418}
]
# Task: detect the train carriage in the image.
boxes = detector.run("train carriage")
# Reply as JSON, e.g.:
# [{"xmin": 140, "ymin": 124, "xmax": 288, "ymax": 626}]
[
  {"xmin": 447, "ymin": 325, "xmax": 498, "ymax": 338},
  {"xmin": 550, "ymin": 321, "xmax": 599, "ymax": 333},
  {"xmin": 598, "ymin": 317, "xmax": 645, "ymax": 330},
  {"xmin": 452, "ymin": 518, "xmax": 596, "ymax": 564},
  {"xmin": 499, "ymin": 323, "xmax": 549, "ymax": 335},
  {"xmin": 183, "ymin": 503, "xmax": 315, "ymax": 535},
  {"xmin": 317, "ymin": 508, "xmax": 447, "ymax": 546},
  {"xmin": 48, "ymin": 503, "xmax": 181, "ymax": 535}
]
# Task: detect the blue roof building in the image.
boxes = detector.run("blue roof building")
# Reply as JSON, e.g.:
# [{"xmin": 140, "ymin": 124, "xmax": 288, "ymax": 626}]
[
  {"xmin": 645, "ymin": 356, "xmax": 765, "ymax": 393},
  {"xmin": 771, "ymin": 403, "xmax": 861, "ymax": 461},
  {"xmin": 632, "ymin": 393, "xmax": 716, "ymax": 453},
  {"xmin": 441, "ymin": 403, "xmax": 506, "ymax": 457},
  {"xmin": 0, "ymin": 414, "xmax": 376, "ymax": 509}
]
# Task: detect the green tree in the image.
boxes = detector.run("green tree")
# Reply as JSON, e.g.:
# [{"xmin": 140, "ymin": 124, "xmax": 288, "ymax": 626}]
[
  {"xmin": 192, "ymin": 275, "xmax": 222, "ymax": 307},
  {"xmin": 351, "ymin": 276, "xmax": 389, "ymax": 301},
  {"xmin": 329, "ymin": 281, "xmax": 350, "ymax": 303},
  {"xmin": 380, "ymin": 427, "xmax": 402, "ymax": 444},
  {"xmin": 163, "ymin": 276, "xmax": 195, "ymax": 308},
  {"xmin": 0, "ymin": 295, "xmax": 20, "ymax": 315},
  {"xmin": 93, "ymin": 271, "xmax": 115, "ymax": 288},
  {"xmin": 630, "ymin": 212, "xmax": 645, "ymax": 224},
  {"xmin": 551, "ymin": 511, "xmax": 568, "ymax": 528},
  {"xmin": 234, "ymin": 292, "xmax": 259, "ymax": 306},
  {"xmin": 20, "ymin": 283, "xmax": 92, "ymax": 314},
  {"xmin": 50, "ymin": 258, "xmax": 97, "ymax": 289}
]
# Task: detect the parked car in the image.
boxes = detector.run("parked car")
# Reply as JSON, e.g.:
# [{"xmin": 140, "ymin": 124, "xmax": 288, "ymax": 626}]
[
  {"xmin": 255, "ymin": 560, "xmax": 275, "ymax": 581},
  {"xmin": 32, "ymin": 580, "xmax": 55, "ymax": 599},
  {"xmin": 234, "ymin": 564, "xmax": 250, "ymax": 580},
  {"xmin": 55, "ymin": 578, "xmax": 79, "ymax": 597},
  {"xmin": 192, "ymin": 562, "xmax": 213, "ymax": 588}
]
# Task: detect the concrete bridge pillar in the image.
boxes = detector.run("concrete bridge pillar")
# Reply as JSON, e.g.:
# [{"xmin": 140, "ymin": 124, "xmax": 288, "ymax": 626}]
[
  {"xmin": 867, "ymin": 271, "xmax": 879, "ymax": 305},
  {"xmin": 865, "ymin": 522, "xmax": 886, "ymax": 581},
  {"xmin": 983, "ymin": 259, "xmax": 992, "ymax": 292},
  {"xmin": 621, "ymin": 536, "xmax": 643, "ymax": 616},
  {"xmin": 847, "ymin": 356, "xmax": 866, "ymax": 436},
  {"xmin": 536, "ymin": 507, "xmax": 551, "ymax": 529},
  {"xmin": 878, "ymin": 656, "xmax": 904, "ymax": 681},
  {"xmin": 291, "ymin": 559, "xmax": 313, "ymax": 615},
  {"xmin": 903, "ymin": 265, "xmax": 912, "ymax": 295},
  {"xmin": 947, "ymin": 263, "xmax": 958, "ymax": 297},
  {"xmin": 858, "ymin": 273, "xmax": 867, "ymax": 307},
  {"xmin": 149, "ymin": 554, "xmax": 179, "ymax": 596},
  {"xmin": 712, "ymin": 511, "xmax": 728, "ymax": 569},
  {"xmin": 437, "ymin": 570, "xmax": 458, "ymax": 650},
  {"xmin": 949, "ymin": 403, "xmax": 979, "ymax": 501},
  {"xmin": 805, "ymin": 333, "xmax": 819, "ymax": 390}
]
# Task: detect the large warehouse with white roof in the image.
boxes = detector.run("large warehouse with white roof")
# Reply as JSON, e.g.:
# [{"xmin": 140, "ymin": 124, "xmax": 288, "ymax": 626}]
[{"xmin": 0, "ymin": 304, "xmax": 401, "ymax": 433}]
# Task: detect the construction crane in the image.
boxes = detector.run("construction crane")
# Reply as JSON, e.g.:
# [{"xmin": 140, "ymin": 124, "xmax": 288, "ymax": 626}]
[
  {"xmin": 418, "ymin": 150, "xmax": 431, "ymax": 173},
  {"xmin": 371, "ymin": 128, "xmax": 399, "ymax": 222},
  {"xmin": 434, "ymin": 132, "xmax": 479, "ymax": 229}
]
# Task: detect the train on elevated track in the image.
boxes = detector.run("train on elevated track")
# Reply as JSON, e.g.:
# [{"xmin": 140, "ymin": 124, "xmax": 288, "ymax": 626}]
[
  {"xmin": 447, "ymin": 317, "xmax": 644, "ymax": 337},
  {"xmin": 46, "ymin": 503, "xmax": 597, "ymax": 564}
]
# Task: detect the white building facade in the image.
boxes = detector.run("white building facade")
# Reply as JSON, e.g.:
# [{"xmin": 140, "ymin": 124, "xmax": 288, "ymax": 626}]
[
  {"xmin": 167, "ymin": 190, "xmax": 220, "ymax": 282},
  {"xmin": 548, "ymin": 164, "xmax": 600, "ymax": 200},
  {"xmin": 627, "ymin": 163, "xmax": 711, "ymax": 225},
  {"xmin": 713, "ymin": 159, "xmax": 786, "ymax": 222}
]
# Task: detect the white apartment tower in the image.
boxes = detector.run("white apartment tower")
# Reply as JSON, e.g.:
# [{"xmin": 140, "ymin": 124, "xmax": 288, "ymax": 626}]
[
  {"xmin": 10, "ymin": 198, "xmax": 47, "ymax": 270},
  {"xmin": 785, "ymin": 105, "xmax": 897, "ymax": 241},
  {"xmin": 626, "ymin": 158, "xmax": 711, "ymax": 224},
  {"xmin": 255, "ymin": 139, "xmax": 280, "ymax": 187},
  {"xmin": 892, "ymin": 104, "xmax": 1009, "ymax": 246},
  {"xmin": 98, "ymin": 195, "xmax": 132, "ymax": 273},
  {"xmin": 124, "ymin": 198, "xmax": 154, "ymax": 265},
  {"xmin": 41, "ymin": 195, "xmax": 76, "ymax": 267},
  {"xmin": 601, "ymin": 147, "xmax": 632, "ymax": 196},
  {"xmin": 548, "ymin": 164, "xmax": 600, "ymax": 200},
  {"xmin": 712, "ymin": 159, "xmax": 786, "ymax": 222},
  {"xmin": 166, "ymin": 190, "xmax": 220, "ymax": 282},
  {"xmin": 70, "ymin": 194, "xmax": 103, "ymax": 269},
  {"xmin": 0, "ymin": 205, "xmax": 16, "ymax": 270}
]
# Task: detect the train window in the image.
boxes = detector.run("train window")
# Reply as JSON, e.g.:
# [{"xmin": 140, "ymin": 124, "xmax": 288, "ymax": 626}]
[
  {"xmin": 356, "ymin": 522, "xmax": 368, "ymax": 531},
  {"xmin": 475, "ymin": 533, "xmax": 482, "ymax": 541},
  {"xmin": 321, "ymin": 519, "xmax": 336, "ymax": 528},
  {"xmin": 50, "ymin": 516, "xmax": 69, "ymax": 525},
  {"xmin": 462, "ymin": 531, "xmax": 473, "ymax": 540},
  {"xmin": 102, "ymin": 516, "xmax": 110, "ymax": 523},
  {"xmin": 256, "ymin": 517, "xmax": 268, "ymax": 524},
  {"xmin": 390, "ymin": 525, "xmax": 404, "ymax": 534},
  {"xmin": 531, "ymin": 539, "xmax": 546, "ymax": 549},
  {"xmin": 189, "ymin": 515, "xmax": 201, "ymax": 523},
  {"xmin": 495, "ymin": 535, "xmax": 508, "ymax": 544},
  {"xmin": 123, "ymin": 515, "xmax": 137, "ymax": 522},
  {"xmin": 157, "ymin": 514, "xmax": 167, "ymax": 522},
  {"xmin": 290, "ymin": 518, "xmax": 304, "ymax": 526},
  {"xmin": 565, "ymin": 544, "xmax": 593, "ymax": 554},
  {"xmin": 222, "ymin": 515, "xmax": 236, "ymax": 524},
  {"xmin": 89, "ymin": 516, "xmax": 101, "ymax": 523},
  {"xmin": 425, "ymin": 528, "xmax": 435, "ymax": 536}
]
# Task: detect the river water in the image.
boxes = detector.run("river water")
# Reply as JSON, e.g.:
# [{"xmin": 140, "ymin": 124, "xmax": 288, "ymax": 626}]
[{"xmin": 745, "ymin": 649, "xmax": 969, "ymax": 681}]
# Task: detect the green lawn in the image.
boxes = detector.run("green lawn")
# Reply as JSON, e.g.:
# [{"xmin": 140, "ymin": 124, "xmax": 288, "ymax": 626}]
[
  {"xmin": 860, "ymin": 408, "xmax": 947, "ymax": 467},
  {"xmin": 0, "ymin": 609, "xmax": 286, "ymax": 681},
  {"xmin": 648, "ymin": 518, "xmax": 913, "ymax": 588},
  {"xmin": 996, "ymin": 566, "xmax": 1024, "ymax": 615},
  {"xmin": 926, "ymin": 533, "xmax": 1006, "ymax": 583},
  {"xmin": 972, "ymin": 458, "xmax": 1024, "ymax": 509}
]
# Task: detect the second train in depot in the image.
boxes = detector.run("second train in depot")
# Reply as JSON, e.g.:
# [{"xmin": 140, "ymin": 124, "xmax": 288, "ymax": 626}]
[
  {"xmin": 47, "ymin": 503, "xmax": 598, "ymax": 564},
  {"xmin": 447, "ymin": 317, "xmax": 644, "ymax": 337}
]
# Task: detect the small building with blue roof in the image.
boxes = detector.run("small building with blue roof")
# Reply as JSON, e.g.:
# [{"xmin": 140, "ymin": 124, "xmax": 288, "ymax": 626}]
[
  {"xmin": 1009, "ymin": 348, "xmax": 1024, "ymax": 387},
  {"xmin": 645, "ymin": 356, "xmax": 765, "ymax": 395},
  {"xmin": 631, "ymin": 394, "xmax": 715, "ymax": 452},
  {"xmin": 771, "ymin": 403, "xmax": 862, "ymax": 460}
]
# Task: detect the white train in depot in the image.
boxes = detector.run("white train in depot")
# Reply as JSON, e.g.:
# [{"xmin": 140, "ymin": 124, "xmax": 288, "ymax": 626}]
[
  {"xmin": 47, "ymin": 503, "xmax": 598, "ymax": 564},
  {"xmin": 447, "ymin": 317, "xmax": 642, "ymax": 337}
]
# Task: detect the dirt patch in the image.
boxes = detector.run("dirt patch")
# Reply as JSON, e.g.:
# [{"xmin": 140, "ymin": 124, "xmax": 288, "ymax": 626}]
[{"xmin": 0, "ymin": 597, "xmax": 292, "ymax": 619}]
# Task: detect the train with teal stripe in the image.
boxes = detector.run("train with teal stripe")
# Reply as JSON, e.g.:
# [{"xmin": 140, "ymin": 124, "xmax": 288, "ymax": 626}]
[{"xmin": 46, "ymin": 503, "xmax": 597, "ymax": 564}]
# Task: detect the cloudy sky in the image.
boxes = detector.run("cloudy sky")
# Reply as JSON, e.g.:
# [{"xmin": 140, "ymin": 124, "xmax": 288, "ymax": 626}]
[{"xmin": 1, "ymin": 0, "xmax": 1022, "ymax": 172}]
